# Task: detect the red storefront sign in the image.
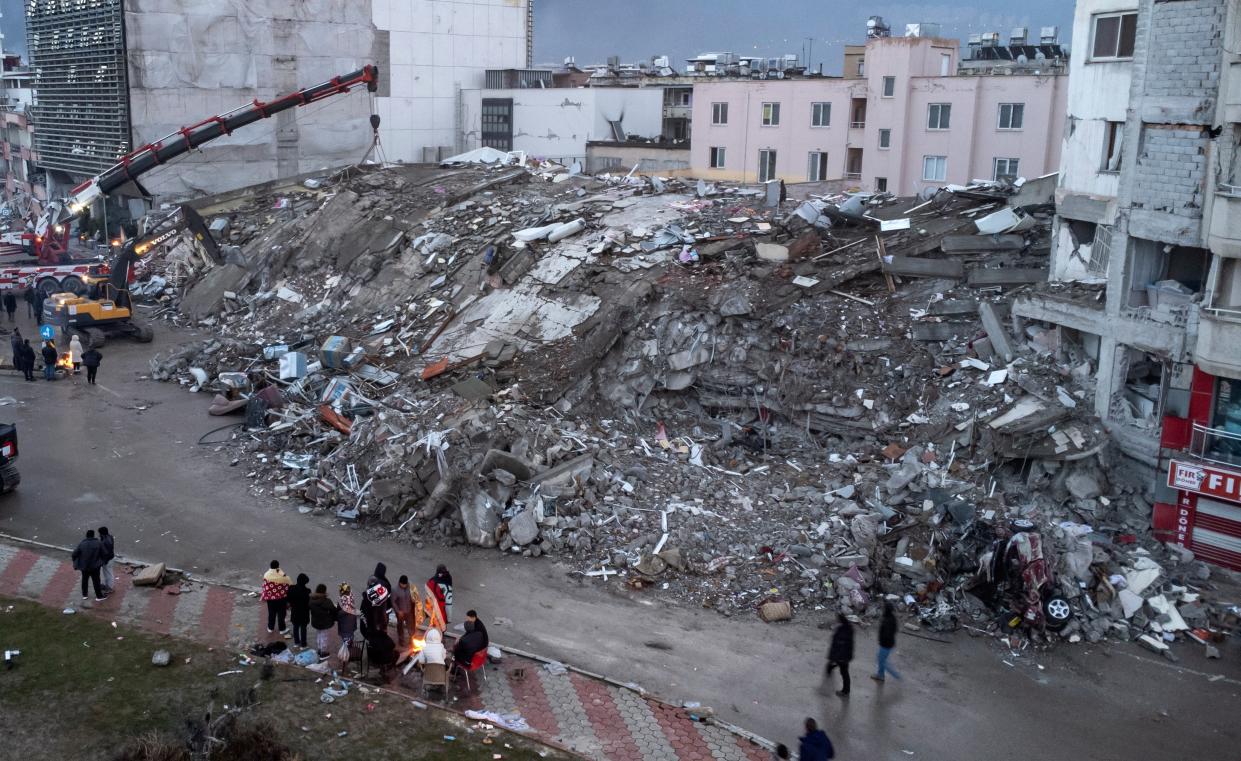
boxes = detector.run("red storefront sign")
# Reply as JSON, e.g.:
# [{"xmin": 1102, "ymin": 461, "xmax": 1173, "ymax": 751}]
[{"xmin": 1168, "ymin": 460, "xmax": 1241, "ymax": 502}]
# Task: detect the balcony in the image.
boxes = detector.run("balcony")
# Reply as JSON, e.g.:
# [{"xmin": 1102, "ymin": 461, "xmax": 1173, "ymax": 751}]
[
  {"xmin": 1189, "ymin": 422, "xmax": 1241, "ymax": 470},
  {"xmin": 663, "ymin": 105, "xmax": 692, "ymax": 120},
  {"xmin": 1198, "ymin": 307, "xmax": 1241, "ymax": 377},
  {"xmin": 844, "ymin": 172, "xmax": 862, "ymax": 181},
  {"xmin": 849, "ymin": 121, "xmax": 865, "ymax": 129},
  {"xmin": 1209, "ymin": 187, "xmax": 1241, "ymax": 258}
]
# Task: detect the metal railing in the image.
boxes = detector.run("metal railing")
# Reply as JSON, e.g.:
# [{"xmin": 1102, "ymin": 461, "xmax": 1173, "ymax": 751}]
[
  {"xmin": 1189, "ymin": 422, "xmax": 1241, "ymax": 468},
  {"xmin": 844, "ymin": 172, "xmax": 862, "ymax": 180},
  {"xmin": 849, "ymin": 121, "xmax": 865, "ymax": 129}
]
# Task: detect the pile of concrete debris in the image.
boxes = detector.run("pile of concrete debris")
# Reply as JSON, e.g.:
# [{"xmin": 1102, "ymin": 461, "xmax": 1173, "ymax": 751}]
[{"xmin": 140, "ymin": 160, "xmax": 1236, "ymax": 651}]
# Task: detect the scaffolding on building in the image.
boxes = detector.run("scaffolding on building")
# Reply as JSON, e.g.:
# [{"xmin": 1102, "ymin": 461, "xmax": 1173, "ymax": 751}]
[{"xmin": 26, "ymin": 0, "xmax": 130, "ymax": 179}]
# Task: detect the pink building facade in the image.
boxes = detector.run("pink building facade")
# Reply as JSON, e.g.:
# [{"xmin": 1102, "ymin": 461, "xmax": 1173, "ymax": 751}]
[{"xmin": 690, "ymin": 35, "xmax": 1068, "ymax": 194}]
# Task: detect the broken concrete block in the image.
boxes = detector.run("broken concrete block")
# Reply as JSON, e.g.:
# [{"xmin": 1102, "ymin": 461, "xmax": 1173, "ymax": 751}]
[
  {"xmin": 756, "ymin": 243, "xmax": 789, "ymax": 262},
  {"xmin": 1118, "ymin": 588, "xmax": 1144, "ymax": 619},
  {"xmin": 133, "ymin": 563, "xmax": 166, "ymax": 587},
  {"xmin": 978, "ymin": 302, "xmax": 1015, "ymax": 362},
  {"xmin": 717, "ymin": 292, "xmax": 752, "ymax": 317},
  {"xmin": 1065, "ymin": 472, "xmax": 1102, "ymax": 500},
  {"xmin": 151, "ymin": 649, "xmax": 171, "ymax": 667},
  {"xmin": 479, "ymin": 449, "xmax": 533, "ymax": 482},
  {"xmin": 529, "ymin": 454, "xmax": 595, "ymax": 489},
  {"xmin": 508, "ymin": 509, "xmax": 539, "ymax": 546},
  {"xmin": 461, "ymin": 492, "xmax": 500, "ymax": 548},
  {"xmin": 1205, "ymin": 644, "xmax": 1221, "ymax": 660}
]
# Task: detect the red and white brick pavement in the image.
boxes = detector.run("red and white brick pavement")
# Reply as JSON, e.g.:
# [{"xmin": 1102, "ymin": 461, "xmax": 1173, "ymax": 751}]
[{"xmin": 0, "ymin": 539, "xmax": 771, "ymax": 761}]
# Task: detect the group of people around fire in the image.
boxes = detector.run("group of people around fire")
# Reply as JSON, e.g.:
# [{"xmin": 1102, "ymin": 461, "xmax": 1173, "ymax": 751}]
[{"xmin": 258, "ymin": 559, "xmax": 489, "ymax": 683}]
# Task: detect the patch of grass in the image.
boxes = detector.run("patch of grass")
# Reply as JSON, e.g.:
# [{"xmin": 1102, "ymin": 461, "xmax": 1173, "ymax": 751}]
[{"xmin": 0, "ymin": 597, "xmax": 572, "ymax": 761}]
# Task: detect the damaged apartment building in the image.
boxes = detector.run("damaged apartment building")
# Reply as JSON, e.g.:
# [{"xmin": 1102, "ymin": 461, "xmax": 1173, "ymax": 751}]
[{"xmin": 1014, "ymin": 0, "xmax": 1241, "ymax": 569}]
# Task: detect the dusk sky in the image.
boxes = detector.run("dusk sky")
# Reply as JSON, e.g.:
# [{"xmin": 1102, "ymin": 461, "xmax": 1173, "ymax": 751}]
[{"xmin": 2, "ymin": 1, "xmax": 1077, "ymax": 74}]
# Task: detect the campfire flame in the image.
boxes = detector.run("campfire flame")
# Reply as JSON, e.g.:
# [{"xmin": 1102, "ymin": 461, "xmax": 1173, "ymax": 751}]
[
  {"xmin": 55, "ymin": 353, "xmax": 73, "ymax": 371},
  {"xmin": 408, "ymin": 636, "xmax": 426, "ymax": 654}
]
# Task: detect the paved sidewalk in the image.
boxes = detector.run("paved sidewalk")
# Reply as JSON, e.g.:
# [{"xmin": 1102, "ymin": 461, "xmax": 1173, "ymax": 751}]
[{"xmin": 0, "ymin": 540, "xmax": 770, "ymax": 761}]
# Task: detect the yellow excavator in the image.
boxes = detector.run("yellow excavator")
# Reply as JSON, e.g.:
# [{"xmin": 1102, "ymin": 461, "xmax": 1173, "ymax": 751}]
[{"xmin": 42, "ymin": 205, "xmax": 220, "ymax": 347}]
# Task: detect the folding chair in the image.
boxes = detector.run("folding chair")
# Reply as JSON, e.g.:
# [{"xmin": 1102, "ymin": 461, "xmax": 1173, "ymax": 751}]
[
  {"xmin": 452, "ymin": 649, "xmax": 489, "ymax": 693},
  {"xmin": 422, "ymin": 662, "xmax": 449, "ymax": 700}
]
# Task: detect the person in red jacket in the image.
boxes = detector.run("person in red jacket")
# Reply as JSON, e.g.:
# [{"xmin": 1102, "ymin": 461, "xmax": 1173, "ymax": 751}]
[{"xmin": 260, "ymin": 560, "xmax": 292, "ymax": 636}]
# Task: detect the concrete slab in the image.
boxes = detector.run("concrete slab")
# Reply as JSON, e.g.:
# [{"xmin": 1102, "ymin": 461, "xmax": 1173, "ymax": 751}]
[
  {"xmin": 968, "ymin": 268, "xmax": 1049, "ymax": 286},
  {"xmin": 884, "ymin": 256, "xmax": 964, "ymax": 279},
  {"xmin": 979, "ymin": 301, "xmax": 1016, "ymax": 361}
]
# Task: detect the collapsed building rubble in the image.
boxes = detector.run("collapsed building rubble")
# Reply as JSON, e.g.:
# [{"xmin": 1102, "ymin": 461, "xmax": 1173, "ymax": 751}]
[{"xmin": 141, "ymin": 160, "xmax": 1238, "ymax": 653}]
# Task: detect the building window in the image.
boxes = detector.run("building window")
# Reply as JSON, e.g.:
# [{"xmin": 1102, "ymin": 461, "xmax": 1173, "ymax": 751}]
[
  {"xmin": 1091, "ymin": 12, "xmax": 1138, "ymax": 61},
  {"xmin": 993, "ymin": 157, "xmax": 1020, "ymax": 181},
  {"xmin": 875, "ymin": 177, "xmax": 888, "ymax": 192},
  {"xmin": 881, "ymin": 76, "xmax": 895, "ymax": 97},
  {"xmin": 878, "ymin": 128, "xmax": 891, "ymax": 149},
  {"xmin": 677, "ymin": 90, "xmax": 692, "ymax": 106},
  {"xmin": 927, "ymin": 103, "xmax": 951, "ymax": 130},
  {"xmin": 762, "ymin": 102, "xmax": 781, "ymax": 126},
  {"xmin": 922, "ymin": 155, "xmax": 947, "ymax": 182},
  {"xmin": 712, "ymin": 102, "xmax": 728, "ymax": 125},
  {"xmin": 811, "ymin": 102, "xmax": 831, "ymax": 127},
  {"xmin": 857, "ymin": 59, "xmax": 865, "ymax": 76},
  {"xmin": 941, "ymin": 53, "xmax": 952, "ymax": 76},
  {"xmin": 998, "ymin": 103, "xmax": 1024, "ymax": 130},
  {"xmin": 1089, "ymin": 223, "xmax": 1113, "ymax": 275},
  {"xmin": 709, "ymin": 147, "xmax": 726, "ymax": 169},
  {"xmin": 807, "ymin": 151, "xmax": 829, "ymax": 181},
  {"xmin": 758, "ymin": 149, "xmax": 777, "ymax": 182},
  {"xmin": 481, "ymin": 98, "xmax": 514, "ymax": 151},
  {"xmin": 1102, "ymin": 120, "xmax": 1124, "ymax": 171}
]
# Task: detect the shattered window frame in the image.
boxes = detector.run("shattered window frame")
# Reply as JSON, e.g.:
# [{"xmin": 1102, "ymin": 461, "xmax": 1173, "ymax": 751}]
[
  {"xmin": 927, "ymin": 103, "xmax": 951, "ymax": 130},
  {"xmin": 758, "ymin": 149, "xmax": 778, "ymax": 182},
  {"xmin": 761, "ymin": 102, "xmax": 781, "ymax": 127},
  {"xmin": 811, "ymin": 102, "xmax": 831, "ymax": 128},
  {"xmin": 711, "ymin": 102, "xmax": 729, "ymax": 125},
  {"xmin": 881, "ymin": 76, "xmax": 895, "ymax": 97},
  {"xmin": 922, "ymin": 155, "xmax": 947, "ymax": 181},
  {"xmin": 807, "ymin": 151, "xmax": 829, "ymax": 181},
  {"xmin": 1090, "ymin": 12, "xmax": 1138, "ymax": 61},
  {"xmin": 709, "ymin": 146, "xmax": 726, "ymax": 169},
  {"xmin": 1101, "ymin": 120, "xmax": 1124, "ymax": 172},
  {"xmin": 997, "ymin": 103, "xmax": 1025, "ymax": 130},
  {"xmin": 878, "ymin": 128, "xmax": 891, "ymax": 149},
  {"xmin": 993, "ymin": 157, "xmax": 1020, "ymax": 181}
]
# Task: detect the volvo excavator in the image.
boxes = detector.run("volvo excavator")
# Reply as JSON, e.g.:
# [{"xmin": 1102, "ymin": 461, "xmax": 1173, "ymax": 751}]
[{"xmin": 41, "ymin": 65, "xmax": 381, "ymax": 348}]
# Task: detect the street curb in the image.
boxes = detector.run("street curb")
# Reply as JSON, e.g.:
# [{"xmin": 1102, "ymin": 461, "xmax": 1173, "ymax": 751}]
[{"xmin": 0, "ymin": 531, "xmax": 774, "ymax": 752}]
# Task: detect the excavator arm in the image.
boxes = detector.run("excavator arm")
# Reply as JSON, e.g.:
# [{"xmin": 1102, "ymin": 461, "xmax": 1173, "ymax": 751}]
[{"xmin": 38, "ymin": 65, "xmax": 381, "ymax": 263}]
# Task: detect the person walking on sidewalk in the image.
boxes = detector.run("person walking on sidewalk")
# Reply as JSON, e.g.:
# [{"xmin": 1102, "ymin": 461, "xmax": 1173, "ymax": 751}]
[
  {"xmin": 98, "ymin": 526, "xmax": 116, "ymax": 594},
  {"xmin": 309, "ymin": 583, "xmax": 338, "ymax": 656},
  {"xmin": 71, "ymin": 529, "xmax": 107, "ymax": 602},
  {"xmin": 798, "ymin": 718, "xmax": 834, "ymax": 761},
  {"xmin": 18, "ymin": 340, "xmax": 34, "ymax": 382},
  {"xmin": 826, "ymin": 612, "xmax": 854, "ymax": 696},
  {"xmin": 872, "ymin": 601, "xmax": 903, "ymax": 682},
  {"xmin": 287, "ymin": 573, "xmax": 311, "ymax": 648},
  {"xmin": 40, "ymin": 340, "xmax": 57, "ymax": 380},
  {"xmin": 3, "ymin": 291, "xmax": 16, "ymax": 323},
  {"xmin": 23, "ymin": 286, "xmax": 35, "ymax": 319},
  {"xmin": 32, "ymin": 289, "xmax": 44, "ymax": 326},
  {"xmin": 82, "ymin": 345, "xmax": 102, "ymax": 385},
  {"xmin": 260, "ymin": 560, "xmax": 292, "ymax": 636}
]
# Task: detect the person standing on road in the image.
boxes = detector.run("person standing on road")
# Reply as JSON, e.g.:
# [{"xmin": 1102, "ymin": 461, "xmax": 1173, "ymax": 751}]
[
  {"xmin": 82, "ymin": 345, "xmax": 102, "ymax": 385},
  {"xmin": 872, "ymin": 601, "xmax": 903, "ymax": 683},
  {"xmin": 18, "ymin": 340, "xmax": 34, "ymax": 382},
  {"xmin": 10, "ymin": 327, "xmax": 21, "ymax": 364},
  {"xmin": 68, "ymin": 334, "xmax": 83, "ymax": 375},
  {"xmin": 71, "ymin": 529, "xmax": 107, "ymax": 602},
  {"xmin": 427, "ymin": 564, "xmax": 453, "ymax": 626},
  {"xmin": 287, "ymin": 573, "xmax": 311, "ymax": 648},
  {"xmin": 22, "ymin": 286, "xmax": 35, "ymax": 319},
  {"xmin": 309, "ymin": 583, "xmax": 338, "ymax": 656},
  {"xmin": 392, "ymin": 574, "xmax": 418, "ymax": 648},
  {"xmin": 98, "ymin": 526, "xmax": 116, "ymax": 594},
  {"xmin": 3, "ymin": 291, "xmax": 16, "ymax": 323},
  {"xmin": 826, "ymin": 612, "xmax": 854, "ymax": 697},
  {"xmin": 32, "ymin": 289, "xmax": 44, "ymax": 326},
  {"xmin": 360, "ymin": 575, "xmax": 390, "ymax": 635},
  {"xmin": 798, "ymin": 718, "xmax": 834, "ymax": 761},
  {"xmin": 260, "ymin": 560, "xmax": 292, "ymax": 636},
  {"xmin": 40, "ymin": 340, "xmax": 57, "ymax": 380}
]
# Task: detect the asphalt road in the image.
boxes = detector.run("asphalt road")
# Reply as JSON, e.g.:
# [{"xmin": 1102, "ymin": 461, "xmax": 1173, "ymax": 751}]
[{"xmin": 0, "ymin": 313, "xmax": 1236, "ymax": 760}]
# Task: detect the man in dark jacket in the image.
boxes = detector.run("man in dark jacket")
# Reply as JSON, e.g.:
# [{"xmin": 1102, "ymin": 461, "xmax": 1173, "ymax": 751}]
[
  {"xmin": 360, "ymin": 576, "xmax": 389, "ymax": 635},
  {"xmin": 308, "ymin": 583, "xmax": 338, "ymax": 656},
  {"xmin": 3, "ymin": 291, "xmax": 15, "ymax": 322},
  {"xmin": 82, "ymin": 346, "xmax": 102, "ymax": 385},
  {"xmin": 22, "ymin": 286, "xmax": 35, "ymax": 319},
  {"xmin": 32, "ymin": 290, "xmax": 44, "ymax": 326},
  {"xmin": 19, "ymin": 340, "xmax": 35, "ymax": 381},
  {"xmin": 798, "ymin": 718, "xmax": 834, "ymax": 761},
  {"xmin": 40, "ymin": 340, "xmax": 57, "ymax": 380},
  {"xmin": 10, "ymin": 327, "xmax": 21, "ymax": 363},
  {"xmin": 287, "ymin": 573, "xmax": 312, "ymax": 648},
  {"xmin": 71, "ymin": 529, "xmax": 107, "ymax": 601},
  {"xmin": 826, "ymin": 612, "xmax": 854, "ymax": 696},
  {"xmin": 452, "ymin": 609, "xmax": 489, "ymax": 665},
  {"xmin": 98, "ymin": 526, "xmax": 116, "ymax": 593},
  {"xmin": 873, "ymin": 601, "xmax": 902, "ymax": 682}
]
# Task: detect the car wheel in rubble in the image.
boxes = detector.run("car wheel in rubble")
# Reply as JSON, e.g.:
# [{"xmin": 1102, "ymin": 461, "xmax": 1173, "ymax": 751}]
[{"xmin": 1043, "ymin": 595, "xmax": 1072, "ymax": 630}]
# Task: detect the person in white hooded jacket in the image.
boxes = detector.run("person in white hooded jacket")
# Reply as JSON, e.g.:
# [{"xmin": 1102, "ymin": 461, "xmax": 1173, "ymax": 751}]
[
  {"xmin": 68, "ymin": 334, "xmax": 83, "ymax": 375},
  {"xmin": 411, "ymin": 626, "xmax": 447, "ymax": 668}
]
